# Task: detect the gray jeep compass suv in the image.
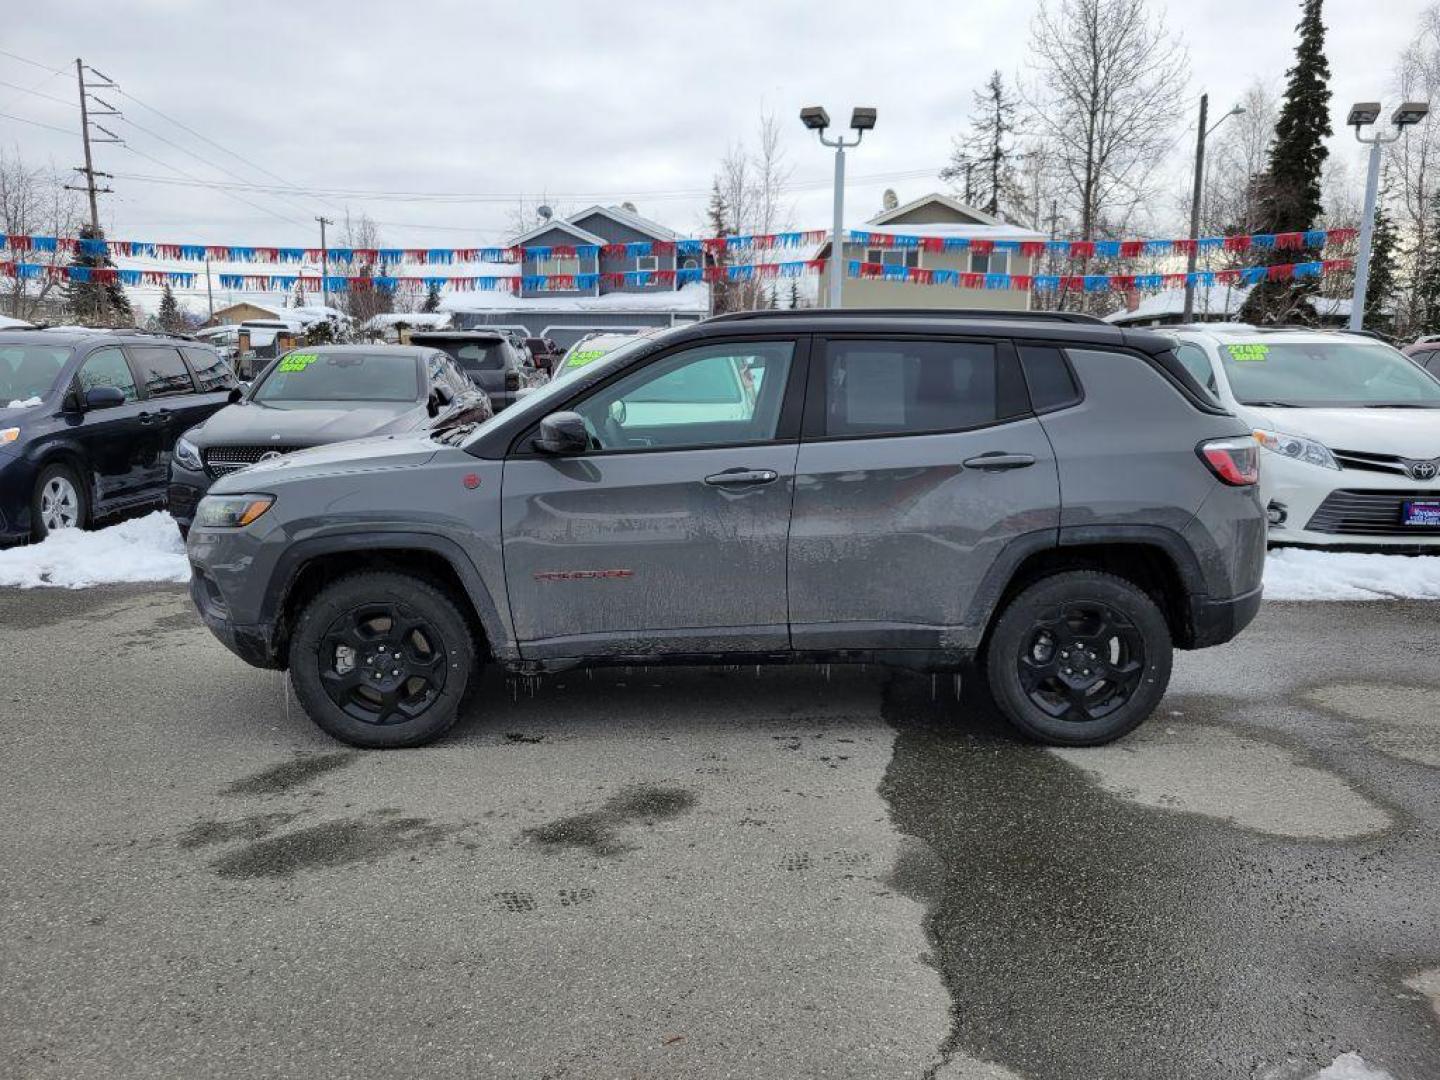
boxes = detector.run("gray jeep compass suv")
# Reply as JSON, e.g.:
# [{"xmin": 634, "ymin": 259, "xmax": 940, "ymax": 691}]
[{"xmin": 187, "ymin": 310, "xmax": 1265, "ymax": 749}]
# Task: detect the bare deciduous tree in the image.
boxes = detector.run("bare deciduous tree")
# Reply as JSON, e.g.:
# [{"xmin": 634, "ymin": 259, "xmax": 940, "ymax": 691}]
[
  {"xmin": 0, "ymin": 147, "xmax": 82, "ymax": 323},
  {"xmin": 708, "ymin": 113, "xmax": 796, "ymax": 310},
  {"xmin": 1022, "ymin": 0, "xmax": 1190, "ymax": 239},
  {"xmin": 336, "ymin": 210, "xmax": 397, "ymax": 323},
  {"xmin": 1201, "ymin": 80, "xmax": 1280, "ymax": 235},
  {"xmin": 1389, "ymin": 4, "xmax": 1440, "ymax": 330}
]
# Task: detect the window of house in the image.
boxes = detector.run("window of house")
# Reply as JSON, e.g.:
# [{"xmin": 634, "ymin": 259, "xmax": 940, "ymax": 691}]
[
  {"xmin": 969, "ymin": 251, "xmax": 1010, "ymax": 275},
  {"xmin": 820, "ymin": 340, "xmax": 998, "ymax": 438},
  {"xmin": 635, "ymin": 255, "xmax": 660, "ymax": 273},
  {"xmin": 865, "ymin": 248, "xmax": 920, "ymax": 268},
  {"xmin": 538, "ymin": 257, "xmax": 580, "ymax": 277},
  {"xmin": 128, "ymin": 345, "xmax": 194, "ymax": 397},
  {"xmin": 76, "ymin": 347, "xmax": 138, "ymax": 403}
]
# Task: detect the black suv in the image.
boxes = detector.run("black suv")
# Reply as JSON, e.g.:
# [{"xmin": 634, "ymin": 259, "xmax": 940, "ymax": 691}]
[
  {"xmin": 410, "ymin": 330, "xmax": 547, "ymax": 411},
  {"xmin": 0, "ymin": 329, "xmax": 236, "ymax": 543}
]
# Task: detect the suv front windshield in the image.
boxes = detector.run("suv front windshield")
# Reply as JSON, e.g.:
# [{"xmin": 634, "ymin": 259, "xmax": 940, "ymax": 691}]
[
  {"xmin": 1219, "ymin": 339, "xmax": 1440, "ymax": 407},
  {"xmin": 1, "ymin": 344, "xmax": 72, "ymax": 405},
  {"xmin": 252, "ymin": 352, "xmax": 420, "ymax": 403}
]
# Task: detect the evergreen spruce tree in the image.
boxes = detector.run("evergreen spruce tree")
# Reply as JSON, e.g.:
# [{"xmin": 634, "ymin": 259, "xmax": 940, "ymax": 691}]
[
  {"xmin": 1239, "ymin": 0, "xmax": 1332, "ymax": 324},
  {"xmin": 291, "ymin": 280, "xmax": 306, "ymax": 309},
  {"xmin": 941, "ymin": 70, "xmax": 1017, "ymax": 217},
  {"xmin": 788, "ymin": 280, "xmax": 802, "ymax": 309},
  {"xmin": 1363, "ymin": 182, "xmax": 1399, "ymax": 335},
  {"xmin": 1414, "ymin": 188, "xmax": 1440, "ymax": 335},
  {"xmin": 63, "ymin": 223, "xmax": 134, "ymax": 326},
  {"xmin": 421, "ymin": 281, "xmax": 442, "ymax": 313},
  {"xmin": 157, "ymin": 284, "xmax": 184, "ymax": 333},
  {"xmin": 706, "ymin": 180, "xmax": 731, "ymax": 314}
]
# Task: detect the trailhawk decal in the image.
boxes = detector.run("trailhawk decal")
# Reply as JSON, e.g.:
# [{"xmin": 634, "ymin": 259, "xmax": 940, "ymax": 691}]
[{"xmin": 533, "ymin": 569, "xmax": 634, "ymax": 582}]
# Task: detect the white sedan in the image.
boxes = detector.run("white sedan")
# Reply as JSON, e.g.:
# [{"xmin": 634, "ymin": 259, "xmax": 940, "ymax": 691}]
[{"xmin": 1169, "ymin": 326, "xmax": 1440, "ymax": 549}]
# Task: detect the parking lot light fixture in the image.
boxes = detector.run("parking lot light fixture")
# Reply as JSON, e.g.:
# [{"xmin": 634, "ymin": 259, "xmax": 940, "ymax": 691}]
[
  {"xmin": 1349, "ymin": 98, "xmax": 1431, "ymax": 330},
  {"xmin": 801, "ymin": 105, "xmax": 877, "ymax": 309}
]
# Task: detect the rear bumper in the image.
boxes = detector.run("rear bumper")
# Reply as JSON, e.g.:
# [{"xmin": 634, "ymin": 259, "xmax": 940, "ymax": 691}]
[{"xmin": 1187, "ymin": 584, "xmax": 1263, "ymax": 648}]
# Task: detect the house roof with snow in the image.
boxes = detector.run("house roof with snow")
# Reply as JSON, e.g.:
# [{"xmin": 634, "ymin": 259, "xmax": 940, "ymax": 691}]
[
  {"xmin": 508, "ymin": 218, "xmax": 608, "ymax": 248},
  {"xmin": 440, "ymin": 281, "xmax": 709, "ymax": 315},
  {"xmin": 568, "ymin": 204, "xmax": 680, "ymax": 242}
]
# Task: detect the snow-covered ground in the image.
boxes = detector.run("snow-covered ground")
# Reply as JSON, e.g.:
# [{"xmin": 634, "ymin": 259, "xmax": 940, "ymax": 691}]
[
  {"xmin": 2, "ymin": 513, "xmax": 1440, "ymax": 600},
  {"xmin": 0, "ymin": 511, "xmax": 189, "ymax": 589},
  {"xmin": 1265, "ymin": 547, "xmax": 1440, "ymax": 601}
]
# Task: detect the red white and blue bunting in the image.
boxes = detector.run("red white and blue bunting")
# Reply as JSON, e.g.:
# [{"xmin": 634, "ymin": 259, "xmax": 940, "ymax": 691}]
[
  {"xmin": 1, "ymin": 257, "xmax": 1355, "ymax": 295},
  {"xmin": 0, "ymin": 227, "xmax": 1358, "ymax": 266}
]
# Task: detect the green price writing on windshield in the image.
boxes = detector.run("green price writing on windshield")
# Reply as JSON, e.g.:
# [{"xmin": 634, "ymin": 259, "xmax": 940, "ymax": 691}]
[
  {"xmin": 564, "ymin": 349, "xmax": 607, "ymax": 370},
  {"xmin": 278, "ymin": 353, "xmax": 319, "ymax": 372},
  {"xmin": 1227, "ymin": 344, "xmax": 1270, "ymax": 362}
]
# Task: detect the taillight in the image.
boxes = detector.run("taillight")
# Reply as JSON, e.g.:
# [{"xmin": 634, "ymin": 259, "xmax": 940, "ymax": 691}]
[
  {"xmin": 504, "ymin": 370, "xmax": 521, "ymax": 391},
  {"xmin": 1198, "ymin": 437, "xmax": 1260, "ymax": 486}
]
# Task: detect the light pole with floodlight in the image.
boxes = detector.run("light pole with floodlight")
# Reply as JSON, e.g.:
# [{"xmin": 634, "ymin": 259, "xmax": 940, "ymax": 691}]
[
  {"xmin": 1182, "ymin": 93, "xmax": 1245, "ymax": 323},
  {"xmin": 1348, "ymin": 100, "xmax": 1429, "ymax": 331},
  {"xmin": 801, "ymin": 106, "xmax": 876, "ymax": 309}
]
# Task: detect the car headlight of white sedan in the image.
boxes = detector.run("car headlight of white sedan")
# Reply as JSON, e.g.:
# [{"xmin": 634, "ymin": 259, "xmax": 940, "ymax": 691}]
[{"xmin": 1252, "ymin": 429, "xmax": 1340, "ymax": 471}]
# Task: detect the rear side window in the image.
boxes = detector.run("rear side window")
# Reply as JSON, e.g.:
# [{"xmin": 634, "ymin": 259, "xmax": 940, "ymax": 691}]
[
  {"xmin": 447, "ymin": 342, "xmax": 508, "ymax": 372},
  {"xmin": 182, "ymin": 346, "xmax": 238, "ymax": 392},
  {"xmin": 1018, "ymin": 345, "xmax": 1082, "ymax": 412},
  {"xmin": 1173, "ymin": 342, "xmax": 1219, "ymax": 395},
  {"xmin": 129, "ymin": 346, "xmax": 194, "ymax": 397},
  {"xmin": 820, "ymin": 339, "xmax": 997, "ymax": 437},
  {"xmin": 77, "ymin": 347, "xmax": 138, "ymax": 403}
]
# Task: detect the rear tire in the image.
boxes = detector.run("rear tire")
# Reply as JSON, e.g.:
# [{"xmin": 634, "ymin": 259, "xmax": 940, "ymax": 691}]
[
  {"xmin": 983, "ymin": 570, "xmax": 1172, "ymax": 747},
  {"xmin": 288, "ymin": 571, "xmax": 477, "ymax": 749},
  {"xmin": 31, "ymin": 462, "xmax": 89, "ymax": 541}
]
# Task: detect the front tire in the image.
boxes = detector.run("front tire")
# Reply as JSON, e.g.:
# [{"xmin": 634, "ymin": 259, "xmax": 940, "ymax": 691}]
[
  {"xmin": 32, "ymin": 462, "xmax": 89, "ymax": 541},
  {"xmin": 288, "ymin": 572, "xmax": 477, "ymax": 748},
  {"xmin": 984, "ymin": 570, "xmax": 1172, "ymax": 747}
]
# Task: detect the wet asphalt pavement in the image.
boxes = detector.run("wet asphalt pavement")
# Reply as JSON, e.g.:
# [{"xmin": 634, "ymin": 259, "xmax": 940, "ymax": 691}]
[{"xmin": 2, "ymin": 585, "xmax": 1438, "ymax": 1080}]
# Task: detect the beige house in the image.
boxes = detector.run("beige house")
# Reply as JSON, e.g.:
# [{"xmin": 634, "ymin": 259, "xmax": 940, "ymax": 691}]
[{"xmin": 816, "ymin": 193, "xmax": 1044, "ymax": 312}]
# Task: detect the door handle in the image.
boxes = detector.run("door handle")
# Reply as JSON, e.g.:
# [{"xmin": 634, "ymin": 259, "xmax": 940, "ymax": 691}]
[
  {"xmin": 963, "ymin": 452, "xmax": 1037, "ymax": 471},
  {"xmin": 704, "ymin": 468, "xmax": 779, "ymax": 487},
  {"xmin": 137, "ymin": 411, "xmax": 155, "ymax": 425}
]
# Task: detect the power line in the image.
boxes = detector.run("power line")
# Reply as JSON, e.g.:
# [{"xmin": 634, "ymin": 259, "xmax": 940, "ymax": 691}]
[
  {"xmin": 0, "ymin": 77, "xmax": 78, "ymax": 110},
  {"xmin": 122, "ymin": 142, "xmax": 308, "ymax": 228},
  {"xmin": 0, "ymin": 108, "xmax": 72, "ymax": 136}
]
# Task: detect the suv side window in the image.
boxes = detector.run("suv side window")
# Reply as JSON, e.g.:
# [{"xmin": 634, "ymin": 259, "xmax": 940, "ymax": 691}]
[
  {"xmin": 1173, "ymin": 342, "xmax": 1219, "ymax": 395},
  {"xmin": 1017, "ymin": 345, "xmax": 1082, "ymax": 412},
  {"xmin": 571, "ymin": 341, "xmax": 794, "ymax": 452},
  {"xmin": 819, "ymin": 339, "xmax": 997, "ymax": 437},
  {"xmin": 129, "ymin": 345, "xmax": 195, "ymax": 397},
  {"xmin": 77, "ymin": 347, "xmax": 139, "ymax": 402},
  {"xmin": 181, "ymin": 346, "xmax": 238, "ymax": 392}
]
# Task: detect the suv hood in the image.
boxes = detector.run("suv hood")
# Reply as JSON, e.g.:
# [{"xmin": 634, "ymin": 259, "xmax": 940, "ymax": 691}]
[
  {"xmin": 194, "ymin": 399, "xmax": 418, "ymax": 446},
  {"xmin": 1240, "ymin": 404, "xmax": 1440, "ymax": 457},
  {"xmin": 210, "ymin": 430, "xmax": 440, "ymax": 491}
]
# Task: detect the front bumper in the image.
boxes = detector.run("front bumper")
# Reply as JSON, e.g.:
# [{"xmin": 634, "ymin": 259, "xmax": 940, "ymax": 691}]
[
  {"xmin": 1262, "ymin": 455, "xmax": 1440, "ymax": 549},
  {"xmin": 0, "ymin": 449, "xmax": 37, "ymax": 545},
  {"xmin": 189, "ymin": 568, "xmax": 283, "ymax": 668},
  {"xmin": 167, "ymin": 459, "xmax": 213, "ymax": 529}
]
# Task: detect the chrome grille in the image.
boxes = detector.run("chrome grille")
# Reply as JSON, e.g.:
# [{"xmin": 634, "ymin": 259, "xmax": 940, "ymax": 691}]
[
  {"xmin": 1332, "ymin": 448, "xmax": 1410, "ymax": 476},
  {"xmin": 203, "ymin": 445, "xmax": 301, "ymax": 478},
  {"xmin": 1304, "ymin": 488, "xmax": 1440, "ymax": 537}
]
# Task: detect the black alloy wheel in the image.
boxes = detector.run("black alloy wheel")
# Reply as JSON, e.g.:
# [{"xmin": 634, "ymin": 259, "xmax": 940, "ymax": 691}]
[
  {"xmin": 1016, "ymin": 601, "xmax": 1146, "ymax": 724},
  {"xmin": 318, "ymin": 601, "xmax": 449, "ymax": 726}
]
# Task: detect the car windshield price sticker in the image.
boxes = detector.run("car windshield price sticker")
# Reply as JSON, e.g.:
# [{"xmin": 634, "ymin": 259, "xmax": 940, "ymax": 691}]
[
  {"xmin": 1227, "ymin": 344, "xmax": 1270, "ymax": 362},
  {"xmin": 564, "ymin": 349, "xmax": 607, "ymax": 370},
  {"xmin": 278, "ymin": 353, "xmax": 319, "ymax": 372}
]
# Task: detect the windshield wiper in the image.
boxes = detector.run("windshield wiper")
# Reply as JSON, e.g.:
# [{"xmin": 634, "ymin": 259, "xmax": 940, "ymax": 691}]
[
  {"xmin": 1362, "ymin": 403, "xmax": 1438, "ymax": 408},
  {"xmin": 1240, "ymin": 400, "xmax": 1298, "ymax": 407}
]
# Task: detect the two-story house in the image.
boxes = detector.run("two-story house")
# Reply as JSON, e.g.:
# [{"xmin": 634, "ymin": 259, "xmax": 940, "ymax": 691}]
[
  {"xmin": 816, "ymin": 192, "xmax": 1045, "ymax": 312},
  {"xmin": 442, "ymin": 204, "xmax": 709, "ymax": 348}
]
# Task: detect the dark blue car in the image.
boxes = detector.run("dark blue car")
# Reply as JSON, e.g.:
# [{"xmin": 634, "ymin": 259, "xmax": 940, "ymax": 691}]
[{"xmin": 0, "ymin": 329, "xmax": 237, "ymax": 544}]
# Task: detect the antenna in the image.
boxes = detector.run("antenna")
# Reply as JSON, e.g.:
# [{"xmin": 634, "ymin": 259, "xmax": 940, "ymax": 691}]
[
  {"xmin": 882, "ymin": 188, "xmax": 898, "ymax": 211},
  {"xmin": 536, "ymin": 204, "xmax": 553, "ymax": 221}
]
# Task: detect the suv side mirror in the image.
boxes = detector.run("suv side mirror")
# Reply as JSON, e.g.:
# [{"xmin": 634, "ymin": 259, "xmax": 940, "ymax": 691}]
[
  {"xmin": 534, "ymin": 411, "xmax": 589, "ymax": 455},
  {"xmin": 227, "ymin": 386, "xmax": 245, "ymax": 404},
  {"xmin": 84, "ymin": 386, "xmax": 126, "ymax": 411}
]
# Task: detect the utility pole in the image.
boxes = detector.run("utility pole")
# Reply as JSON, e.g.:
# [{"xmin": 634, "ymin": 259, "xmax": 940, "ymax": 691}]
[
  {"xmin": 1183, "ymin": 95, "xmax": 1244, "ymax": 324},
  {"xmin": 65, "ymin": 59, "xmax": 123, "ymax": 323},
  {"xmin": 316, "ymin": 216, "xmax": 334, "ymax": 311},
  {"xmin": 204, "ymin": 257, "xmax": 215, "ymax": 321}
]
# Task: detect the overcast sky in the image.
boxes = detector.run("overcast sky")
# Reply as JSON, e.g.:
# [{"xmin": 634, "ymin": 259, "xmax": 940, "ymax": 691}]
[{"xmin": 3, "ymin": 0, "xmax": 1433, "ymax": 257}]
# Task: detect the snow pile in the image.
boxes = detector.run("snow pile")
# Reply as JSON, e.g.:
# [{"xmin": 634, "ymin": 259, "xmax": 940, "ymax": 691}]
[
  {"xmin": 6, "ymin": 396, "xmax": 42, "ymax": 409},
  {"xmin": 1310, "ymin": 1053, "xmax": 1395, "ymax": 1079},
  {"xmin": 0, "ymin": 511, "xmax": 190, "ymax": 589},
  {"xmin": 1265, "ymin": 548, "xmax": 1440, "ymax": 601}
]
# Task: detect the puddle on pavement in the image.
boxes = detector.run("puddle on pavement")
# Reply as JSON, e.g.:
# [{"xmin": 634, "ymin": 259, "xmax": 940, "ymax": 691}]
[
  {"xmin": 524, "ymin": 783, "xmax": 695, "ymax": 856},
  {"xmin": 1305, "ymin": 684, "xmax": 1440, "ymax": 769},
  {"xmin": 1050, "ymin": 721, "xmax": 1390, "ymax": 840},
  {"xmin": 210, "ymin": 813, "xmax": 456, "ymax": 878},
  {"xmin": 223, "ymin": 751, "xmax": 357, "ymax": 796},
  {"xmin": 178, "ymin": 811, "xmax": 299, "ymax": 849}
]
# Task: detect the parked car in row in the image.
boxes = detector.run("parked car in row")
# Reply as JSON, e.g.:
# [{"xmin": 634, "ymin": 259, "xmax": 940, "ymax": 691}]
[
  {"xmin": 0, "ymin": 329, "xmax": 236, "ymax": 543},
  {"xmin": 1171, "ymin": 325, "xmax": 1440, "ymax": 549},
  {"xmin": 187, "ymin": 309, "xmax": 1265, "ymax": 750},
  {"xmin": 168, "ymin": 344, "xmax": 492, "ymax": 537},
  {"xmin": 553, "ymin": 330, "xmax": 656, "ymax": 381},
  {"xmin": 1401, "ymin": 339, "xmax": 1440, "ymax": 378},
  {"xmin": 410, "ymin": 330, "xmax": 546, "ymax": 411},
  {"xmin": 523, "ymin": 336, "xmax": 562, "ymax": 373}
]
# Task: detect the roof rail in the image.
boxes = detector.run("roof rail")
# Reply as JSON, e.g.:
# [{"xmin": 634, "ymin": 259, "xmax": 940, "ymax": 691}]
[{"xmin": 703, "ymin": 307, "xmax": 1110, "ymax": 326}]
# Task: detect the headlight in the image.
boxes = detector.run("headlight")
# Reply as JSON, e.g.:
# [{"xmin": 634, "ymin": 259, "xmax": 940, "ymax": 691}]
[
  {"xmin": 195, "ymin": 493, "xmax": 274, "ymax": 528},
  {"xmin": 1252, "ymin": 429, "xmax": 1339, "ymax": 471},
  {"xmin": 174, "ymin": 436, "xmax": 203, "ymax": 471},
  {"xmin": 1, "ymin": 427, "xmax": 18, "ymax": 445}
]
